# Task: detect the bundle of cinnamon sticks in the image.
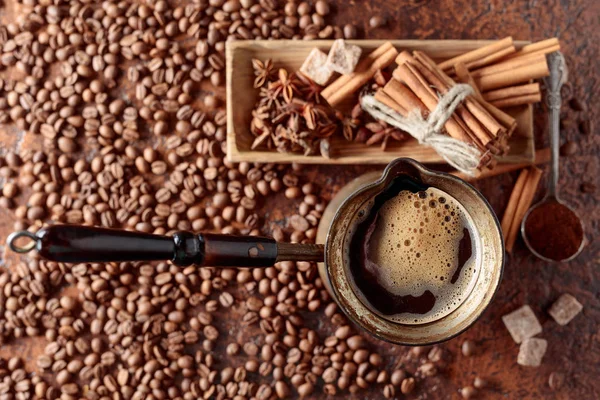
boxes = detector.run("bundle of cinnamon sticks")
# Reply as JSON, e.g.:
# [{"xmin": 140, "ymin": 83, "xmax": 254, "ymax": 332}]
[{"xmin": 375, "ymin": 50, "xmax": 514, "ymax": 169}]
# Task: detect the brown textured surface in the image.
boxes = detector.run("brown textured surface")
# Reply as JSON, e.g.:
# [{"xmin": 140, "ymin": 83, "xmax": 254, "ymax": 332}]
[{"xmin": 0, "ymin": 0, "xmax": 598, "ymax": 399}]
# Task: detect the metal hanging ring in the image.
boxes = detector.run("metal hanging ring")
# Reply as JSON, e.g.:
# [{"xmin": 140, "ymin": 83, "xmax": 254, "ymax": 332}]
[{"xmin": 6, "ymin": 231, "xmax": 39, "ymax": 254}]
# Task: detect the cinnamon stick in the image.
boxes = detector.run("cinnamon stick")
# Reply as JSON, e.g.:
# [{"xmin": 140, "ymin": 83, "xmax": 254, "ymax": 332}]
[
  {"xmin": 381, "ymin": 79, "xmax": 426, "ymax": 114},
  {"xmin": 323, "ymin": 43, "xmax": 398, "ymax": 107},
  {"xmin": 411, "ymin": 53, "xmax": 504, "ymax": 141},
  {"xmin": 463, "ymin": 46, "xmax": 516, "ymax": 70},
  {"xmin": 505, "ymin": 167, "xmax": 544, "ymax": 253},
  {"xmin": 452, "ymin": 148, "xmax": 551, "ymax": 181},
  {"xmin": 401, "ymin": 53, "xmax": 495, "ymax": 145},
  {"xmin": 321, "ymin": 42, "xmax": 393, "ymax": 98},
  {"xmin": 503, "ymin": 38, "xmax": 560, "ymax": 61},
  {"xmin": 438, "ymin": 37, "xmax": 514, "ymax": 71},
  {"xmin": 474, "ymin": 59, "xmax": 549, "ymax": 91},
  {"xmin": 454, "ymin": 62, "xmax": 517, "ymax": 136},
  {"xmin": 374, "ymin": 89, "xmax": 408, "ymax": 115},
  {"xmin": 471, "ymin": 54, "xmax": 546, "ymax": 78},
  {"xmin": 392, "ymin": 62, "xmax": 472, "ymax": 144},
  {"xmin": 489, "ymin": 93, "xmax": 542, "ymax": 108},
  {"xmin": 501, "ymin": 168, "xmax": 530, "ymax": 240},
  {"xmin": 483, "ymin": 83, "xmax": 540, "ymax": 101},
  {"xmin": 511, "ymin": 44, "xmax": 561, "ymax": 60}
]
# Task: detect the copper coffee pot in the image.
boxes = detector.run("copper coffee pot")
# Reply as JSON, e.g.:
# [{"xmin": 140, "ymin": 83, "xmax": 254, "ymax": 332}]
[{"xmin": 8, "ymin": 159, "xmax": 504, "ymax": 345}]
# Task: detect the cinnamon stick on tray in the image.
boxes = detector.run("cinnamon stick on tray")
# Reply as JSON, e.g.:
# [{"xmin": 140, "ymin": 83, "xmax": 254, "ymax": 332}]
[
  {"xmin": 392, "ymin": 59, "xmax": 472, "ymax": 144},
  {"xmin": 410, "ymin": 52, "xmax": 507, "ymax": 151},
  {"xmin": 454, "ymin": 62, "xmax": 517, "ymax": 137},
  {"xmin": 438, "ymin": 37, "xmax": 515, "ymax": 72},
  {"xmin": 374, "ymin": 89, "xmax": 408, "ymax": 115},
  {"xmin": 322, "ymin": 42, "xmax": 398, "ymax": 107},
  {"xmin": 484, "ymin": 83, "xmax": 542, "ymax": 108},
  {"xmin": 475, "ymin": 59, "xmax": 549, "ymax": 91},
  {"xmin": 380, "ymin": 79, "xmax": 426, "ymax": 115},
  {"xmin": 471, "ymin": 54, "xmax": 547, "ymax": 78},
  {"xmin": 503, "ymin": 38, "xmax": 560, "ymax": 61}
]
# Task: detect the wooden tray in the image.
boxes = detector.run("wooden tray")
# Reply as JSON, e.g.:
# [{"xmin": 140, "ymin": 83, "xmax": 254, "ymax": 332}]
[{"xmin": 226, "ymin": 40, "xmax": 534, "ymax": 165}]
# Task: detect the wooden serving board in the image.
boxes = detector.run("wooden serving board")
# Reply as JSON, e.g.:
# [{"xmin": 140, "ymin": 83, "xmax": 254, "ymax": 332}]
[{"xmin": 226, "ymin": 40, "xmax": 534, "ymax": 165}]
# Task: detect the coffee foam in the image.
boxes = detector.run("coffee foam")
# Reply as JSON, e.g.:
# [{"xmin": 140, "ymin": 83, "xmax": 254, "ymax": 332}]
[{"xmin": 353, "ymin": 187, "xmax": 479, "ymax": 324}]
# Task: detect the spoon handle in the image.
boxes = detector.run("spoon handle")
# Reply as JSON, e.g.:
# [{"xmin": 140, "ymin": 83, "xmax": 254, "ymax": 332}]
[{"xmin": 544, "ymin": 52, "xmax": 567, "ymax": 198}]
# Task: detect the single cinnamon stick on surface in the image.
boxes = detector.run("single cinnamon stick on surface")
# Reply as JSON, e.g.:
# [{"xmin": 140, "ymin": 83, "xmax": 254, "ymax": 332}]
[
  {"xmin": 489, "ymin": 93, "xmax": 542, "ymax": 108},
  {"xmin": 321, "ymin": 42, "xmax": 393, "ymax": 98},
  {"xmin": 475, "ymin": 59, "xmax": 549, "ymax": 91},
  {"xmin": 505, "ymin": 166, "xmax": 544, "ymax": 253},
  {"xmin": 452, "ymin": 148, "xmax": 550, "ymax": 181},
  {"xmin": 323, "ymin": 43, "xmax": 398, "ymax": 107},
  {"xmin": 501, "ymin": 168, "xmax": 530, "ymax": 240},
  {"xmin": 438, "ymin": 37, "xmax": 514, "ymax": 71}
]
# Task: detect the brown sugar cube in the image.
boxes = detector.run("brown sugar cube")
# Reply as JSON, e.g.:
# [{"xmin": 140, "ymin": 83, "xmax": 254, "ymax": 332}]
[
  {"xmin": 517, "ymin": 338, "xmax": 547, "ymax": 367},
  {"xmin": 502, "ymin": 305, "xmax": 542, "ymax": 344},
  {"xmin": 326, "ymin": 39, "xmax": 362, "ymax": 75},
  {"xmin": 548, "ymin": 293, "xmax": 583, "ymax": 326},
  {"xmin": 300, "ymin": 48, "xmax": 333, "ymax": 86}
]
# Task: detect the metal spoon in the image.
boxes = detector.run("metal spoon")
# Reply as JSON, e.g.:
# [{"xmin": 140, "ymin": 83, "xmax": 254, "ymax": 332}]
[{"xmin": 521, "ymin": 52, "xmax": 584, "ymax": 262}]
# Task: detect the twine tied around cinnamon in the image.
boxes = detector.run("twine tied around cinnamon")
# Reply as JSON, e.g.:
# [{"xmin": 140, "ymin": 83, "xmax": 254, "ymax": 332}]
[{"xmin": 361, "ymin": 84, "xmax": 482, "ymax": 175}]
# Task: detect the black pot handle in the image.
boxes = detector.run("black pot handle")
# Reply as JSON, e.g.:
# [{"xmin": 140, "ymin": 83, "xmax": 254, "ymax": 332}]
[{"xmin": 7, "ymin": 225, "xmax": 324, "ymax": 267}]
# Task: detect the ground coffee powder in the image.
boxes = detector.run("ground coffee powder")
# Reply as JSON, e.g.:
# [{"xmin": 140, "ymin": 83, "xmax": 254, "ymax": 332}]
[{"xmin": 524, "ymin": 200, "xmax": 583, "ymax": 261}]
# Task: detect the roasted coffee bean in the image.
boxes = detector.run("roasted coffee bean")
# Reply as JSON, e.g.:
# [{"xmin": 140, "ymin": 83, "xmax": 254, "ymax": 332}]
[
  {"xmin": 560, "ymin": 140, "xmax": 577, "ymax": 156},
  {"xmin": 400, "ymin": 377, "xmax": 416, "ymax": 394},
  {"xmin": 344, "ymin": 24, "xmax": 358, "ymax": 39},
  {"xmin": 369, "ymin": 15, "xmax": 385, "ymax": 28},
  {"xmin": 461, "ymin": 386, "xmax": 477, "ymax": 399},
  {"xmin": 462, "ymin": 340, "xmax": 476, "ymax": 356},
  {"xmin": 473, "ymin": 376, "xmax": 488, "ymax": 389},
  {"xmin": 548, "ymin": 372, "xmax": 564, "ymax": 390},
  {"xmin": 568, "ymin": 98, "xmax": 586, "ymax": 112},
  {"xmin": 378, "ymin": 382, "xmax": 394, "ymax": 398},
  {"xmin": 580, "ymin": 182, "xmax": 596, "ymax": 193},
  {"xmin": 579, "ymin": 119, "xmax": 591, "ymax": 135}
]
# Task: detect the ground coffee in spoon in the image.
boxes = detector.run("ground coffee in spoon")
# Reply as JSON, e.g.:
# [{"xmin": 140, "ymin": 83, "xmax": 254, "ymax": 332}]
[{"xmin": 523, "ymin": 200, "xmax": 583, "ymax": 261}]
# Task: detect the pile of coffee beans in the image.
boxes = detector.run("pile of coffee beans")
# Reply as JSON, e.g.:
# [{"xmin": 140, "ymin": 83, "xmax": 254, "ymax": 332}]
[{"xmin": 0, "ymin": 0, "xmax": 453, "ymax": 399}]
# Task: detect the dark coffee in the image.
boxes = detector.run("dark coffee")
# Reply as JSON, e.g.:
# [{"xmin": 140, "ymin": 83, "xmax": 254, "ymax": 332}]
[{"xmin": 348, "ymin": 176, "xmax": 479, "ymax": 324}]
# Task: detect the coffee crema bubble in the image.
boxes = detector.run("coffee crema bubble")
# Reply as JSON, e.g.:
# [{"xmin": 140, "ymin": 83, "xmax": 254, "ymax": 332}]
[{"xmin": 347, "ymin": 178, "xmax": 480, "ymax": 325}]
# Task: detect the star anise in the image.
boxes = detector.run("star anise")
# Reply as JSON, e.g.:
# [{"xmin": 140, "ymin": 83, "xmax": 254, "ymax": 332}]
[
  {"xmin": 296, "ymin": 71, "xmax": 323, "ymax": 104},
  {"xmin": 270, "ymin": 69, "xmax": 300, "ymax": 103},
  {"xmin": 340, "ymin": 115, "xmax": 360, "ymax": 141},
  {"xmin": 302, "ymin": 103, "xmax": 318, "ymax": 130},
  {"xmin": 365, "ymin": 121, "xmax": 408, "ymax": 150},
  {"xmin": 252, "ymin": 58, "xmax": 275, "ymax": 88},
  {"xmin": 258, "ymin": 86, "xmax": 282, "ymax": 110},
  {"xmin": 251, "ymin": 130, "xmax": 272, "ymax": 150},
  {"xmin": 315, "ymin": 122, "xmax": 337, "ymax": 138}
]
